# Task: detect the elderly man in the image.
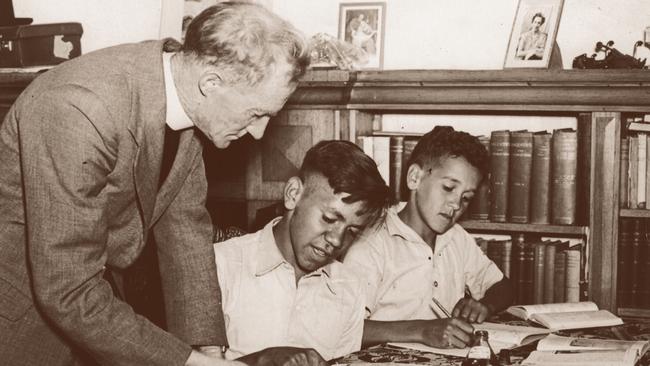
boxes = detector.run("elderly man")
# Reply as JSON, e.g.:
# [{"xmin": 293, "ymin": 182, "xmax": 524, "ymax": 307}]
[{"xmin": 0, "ymin": 2, "xmax": 309, "ymax": 366}]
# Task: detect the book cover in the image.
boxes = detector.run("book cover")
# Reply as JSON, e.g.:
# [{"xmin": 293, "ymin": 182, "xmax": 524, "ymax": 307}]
[
  {"xmin": 389, "ymin": 136, "xmax": 404, "ymax": 203},
  {"xmin": 638, "ymin": 132, "xmax": 647, "ymax": 208},
  {"xmin": 487, "ymin": 239, "xmax": 512, "ymax": 278},
  {"xmin": 533, "ymin": 242, "xmax": 546, "ymax": 304},
  {"xmin": 508, "ymin": 130, "xmax": 533, "ymax": 223},
  {"xmin": 372, "ymin": 136, "xmax": 390, "ymax": 185},
  {"xmin": 489, "ymin": 130, "xmax": 510, "ymax": 223},
  {"xmin": 576, "ymin": 114, "xmax": 591, "ymax": 225},
  {"xmin": 400, "ymin": 137, "xmax": 419, "ymax": 201},
  {"xmin": 554, "ymin": 247, "xmax": 567, "ymax": 303},
  {"xmin": 629, "ymin": 134, "xmax": 639, "ymax": 209},
  {"xmin": 564, "ymin": 245, "xmax": 581, "ymax": 303},
  {"xmin": 530, "ymin": 131, "xmax": 552, "ymax": 224},
  {"xmin": 550, "ymin": 129, "xmax": 577, "ymax": 225},
  {"xmin": 512, "ymin": 234, "xmax": 534, "ymax": 304},
  {"xmin": 620, "ymin": 137, "xmax": 629, "ymax": 208},
  {"xmin": 467, "ymin": 135, "xmax": 491, "ymax": 221},
  {"xmin": 630, "ymin": 218, "xmax": 643, "ymax": 307},
  {"xmin": 617, "ymin": 218, "xmax": 633, "ymax": 307},
  {"xmin": 543, "ymin": 240, "xmax": 559, "ymax": 304}
]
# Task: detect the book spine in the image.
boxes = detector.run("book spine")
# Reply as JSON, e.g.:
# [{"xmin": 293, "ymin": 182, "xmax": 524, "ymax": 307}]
[
  {"xmin": 530, "ymin": 132, "xmax": 552, "ymax": 224},
  {"xmin": 389, "ymin": 136, "xmax": 404, "ymax": 203},
  {"xmin": 501, "ymin": 239, "xmax": 512, "ymax": 279},
  {"xmin": 508, "ymin": 131, "xmax": 533, "ymax": 223},
  {"xmin": 401, "ymin": 137, "xmax": 419, "ymax": 201},
  {"xmin": 630, "ymin": 218, "xmax": 643, "ymax": 307},
  {"xmin": 554, "ymin": 248, "xmax": 567, "ymax": 303},
  {"xmin": 533, "ymin": 242, "xmax": 546, "ymax": 304},
  {"xmin": 523, "ymin": 240, "xmax": 536, "ymax": 305},
  {"xmin": 638, "ymin": 133, "xmax": 647, "ymax": 208},
  {"xmin": 629, "ymin": 135, "xmax": 639, "ymax": 209},
  {"xmin": 620, "ymin": 137, "xmax": 630, "ymax": 208},
  {"xmin": 373, "ymin": 136, "xmax": 390, "ymax": 185},
  {"xmin": 487, "ymin": 239, "xmax": 503, "ymax": 275},
  {"xmin": 551, "ymin": 129, "xmax": 578, "ymax": 225},
  {"xmin": 543, "ymin": 241, "xmax": 557, "ymax": 303},
  {"xmin": 468, "ymin": 135, "xmax": 491, "ymax": 220},
  {"xmin": 576, "ymin": 114, "xmax": 591, "ymax": 225},
  {"xmin": 489, "ymin": 130, "xmax": 510, "ymax": 222},
  {"xmin": 512, "ymin": 234, "xmax": 526, "ymax": 304},
  {"xmin": 617, "ymin": 218, "xmax": 633, "ymax": 307},
  {"xmin": 565, "ymin": 246, "xmax": 581, "ymax": 303}
]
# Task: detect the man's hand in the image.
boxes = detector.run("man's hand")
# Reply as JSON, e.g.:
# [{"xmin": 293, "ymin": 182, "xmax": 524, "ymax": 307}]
[
  {"xmin": 237, "ymin": 346, "xmax": 327, "ymax": 366},
  {"xmin": 452, "ymin": 297, "xmax": 491, "ymax": 324},
  {"xmin": 420, "ymin": 318, "xmax": 474, "ymax": 349}
]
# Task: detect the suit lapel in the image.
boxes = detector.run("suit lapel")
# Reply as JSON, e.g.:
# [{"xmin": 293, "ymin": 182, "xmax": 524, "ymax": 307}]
[{"xmin": 151, "ymin": 130, "xmax": 200, "ymax": 224}]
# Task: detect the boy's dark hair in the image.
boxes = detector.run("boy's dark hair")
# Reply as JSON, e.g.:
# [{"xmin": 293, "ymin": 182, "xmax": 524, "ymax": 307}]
[
  {"xmin": 299, "ymin": 140, "xmax": 390, "ymax": 227},
  {"xmin": 407, "ymin": 126, "xmax": 489, "ymax": 180}
]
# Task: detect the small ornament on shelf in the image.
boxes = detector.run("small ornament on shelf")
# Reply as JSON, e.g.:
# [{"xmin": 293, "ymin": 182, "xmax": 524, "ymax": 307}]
[{"xmin": 572, "ymin": 40, "xmax": 647, "ymax": 69}]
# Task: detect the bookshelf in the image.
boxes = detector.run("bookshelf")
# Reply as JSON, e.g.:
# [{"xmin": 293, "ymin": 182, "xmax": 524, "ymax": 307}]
[{"xmin": 3, "ymin": 69, "xmax": 650, "ymax": 316}]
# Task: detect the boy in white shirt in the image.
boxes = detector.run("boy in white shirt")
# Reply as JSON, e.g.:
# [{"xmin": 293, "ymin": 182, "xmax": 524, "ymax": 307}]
[
  {"xmin": 214, "ymin": 140, "xmax": 390, "ymax": 364},
  {"xmin": 344, "ymin": 126, "xmax": 515, "ymax": 349}
]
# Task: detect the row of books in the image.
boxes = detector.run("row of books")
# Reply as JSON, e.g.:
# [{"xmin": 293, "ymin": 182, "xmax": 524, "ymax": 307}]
[
  {"xmin": 617, "ymin": 217, "xmax": 650, "ymax": 308},
  {"xmin": 620, "ymin": 116, "xmax": 650, "ymax": 209},
  {"xmin": 476, "ymin": 235, "xmax": 584, "ymax": 305},
  {"xmin": 358, "ymin": 128, "xmax": 581, "ymax": 225}
]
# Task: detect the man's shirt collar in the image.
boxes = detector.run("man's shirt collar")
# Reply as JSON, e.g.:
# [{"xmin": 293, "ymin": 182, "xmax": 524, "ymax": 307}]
[{"xmin": 163, "ymin": 52, "xmax": 193, "ymax": 130}]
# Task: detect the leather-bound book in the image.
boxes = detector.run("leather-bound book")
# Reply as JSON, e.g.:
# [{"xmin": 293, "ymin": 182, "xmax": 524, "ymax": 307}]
[
  {"xmin": 508, "ymin": 130, "xmax": 533, "ymax": 223},
  {"xmin": 489, "ymin": 130, "xmax": 510, "ymax": 222},
  {"xmin": 467, "ymin": 135, "xmax": 491, "ymax": 220},
  {"xmin": 551, "ymin": 129, "xmax": 578, "ymax": 225},
  {"xmin": 389, "ymin": 136, "xmax": 404, "ymax": 203},
  {"xmin": 530, "ymin": 131, "xmax": 552, "ymax": 224}
]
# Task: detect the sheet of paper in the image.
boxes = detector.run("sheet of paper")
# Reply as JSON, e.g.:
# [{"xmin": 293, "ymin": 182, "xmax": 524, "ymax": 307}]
[
  {"xmin": 387, "ymin": 342, "xmax": 469, "ymax": 358},
  {"xmin": 521, "ymin": 349, "xmax": 637, "ymax": 366}
]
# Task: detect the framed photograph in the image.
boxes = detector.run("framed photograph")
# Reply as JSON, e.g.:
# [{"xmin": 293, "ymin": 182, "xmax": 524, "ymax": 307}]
[
  {"xmin": 338, "ymin": 2, "xmax": 386, "ymax": 69},
  {"xmin": 504, "ymin": 0, "xmax": 564, "ymax": 68}
]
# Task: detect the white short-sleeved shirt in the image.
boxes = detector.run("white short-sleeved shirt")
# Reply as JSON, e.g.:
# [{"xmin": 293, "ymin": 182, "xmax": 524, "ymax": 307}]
[
  {"xmin": 214, "ymin": 217, "xmax": 365, "ymax": 361},
  {"xmin": 343, "ymin": 207, "xmax": 503, "ymax": 321}
]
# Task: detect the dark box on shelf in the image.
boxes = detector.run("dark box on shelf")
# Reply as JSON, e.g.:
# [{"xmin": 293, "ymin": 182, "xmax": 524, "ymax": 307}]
[{"xmin": 0, "ymin": 22, "xmax": 83, "ymax": 67}]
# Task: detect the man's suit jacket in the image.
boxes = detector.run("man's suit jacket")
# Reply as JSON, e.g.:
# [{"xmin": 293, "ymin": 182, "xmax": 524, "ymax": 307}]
[{"xmin": 0, "ymin": 40, "xmax": 227, "ymax": 365}]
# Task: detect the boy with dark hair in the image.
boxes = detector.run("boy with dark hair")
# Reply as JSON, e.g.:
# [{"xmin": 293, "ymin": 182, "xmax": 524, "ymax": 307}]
[
  {"xmin": 344, "ymin": 126, "xmax": 514, "ymax": 349},
  {"xmin": 213, "ymin": 140, "xmax": 390, "ymax": 364}
]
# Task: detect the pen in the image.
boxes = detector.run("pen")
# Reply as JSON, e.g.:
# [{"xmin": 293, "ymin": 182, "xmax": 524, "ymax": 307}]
[{"xmin": 430, "ymin": 296, "xmax": 452, "ymax": 318}]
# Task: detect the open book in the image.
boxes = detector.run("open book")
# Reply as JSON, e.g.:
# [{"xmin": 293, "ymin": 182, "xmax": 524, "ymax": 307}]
[
  {"xmin": 505, "ymin": 301, "xmax": 623, "ymax": 330},
  {"xmin": 521, "ymin": 334, "xmax": 649, "ymax": 366},
  {"xmin": 388, "ymin": 322, "xmax": 551, "ymax": 357}
]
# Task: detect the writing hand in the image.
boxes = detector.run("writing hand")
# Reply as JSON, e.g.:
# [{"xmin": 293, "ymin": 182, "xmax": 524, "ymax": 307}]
[
  {"xmin": 452, "ymin": 297, "xmax": 491, "ymax": 323},
  {"xmin": 420, "ymin": 317, "xmax": 474, "ymax": 349},
  {"xmin": 237, "ymin": 346, "xmax": 327, "ymax": 366}
]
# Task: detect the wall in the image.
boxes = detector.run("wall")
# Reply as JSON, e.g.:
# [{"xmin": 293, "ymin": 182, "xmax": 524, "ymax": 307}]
[
  {"xmin": 273, "ymin": 0, "xmax": 650, "ymax": 70},
  {"xmin": 13, "ymin": 0, "xmax": 168, "ymax": 53}
]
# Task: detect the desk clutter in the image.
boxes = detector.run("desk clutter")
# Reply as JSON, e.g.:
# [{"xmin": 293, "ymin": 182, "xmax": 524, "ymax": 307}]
[
  {"xmin": 0, "ymin": 0, "xmax": 82, "ymax": 68},
  {"xmin": 331, "ymin": 311, "xmax": 650, "ymax": 366}
]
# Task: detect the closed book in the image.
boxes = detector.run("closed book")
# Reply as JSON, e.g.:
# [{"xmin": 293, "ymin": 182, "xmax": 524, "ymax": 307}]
[
  {"xmin": 508, "ymin": 130, "xmax": 533, "ymax": 223},
  {"xmin": 467, "ymin": 135, "xmax": 491, "ymax": 220},
  {"xmin": 630, "ymin": 218, "xmax": 643, "ymax": 307},
  {"xmin": 373, "ymin": 136, "xmax": 390, "ymax": 185},
  {"xmin": 512, "ymin": 234, "xmax": 531, "ymax": 304},
  {"xmin": 638, "ymin": 133, "xmax": 647, "ymax": 208},
  {"xmin": 523, "ymin": 240, "xmax": 536, "ymax": 305},
  {"xmin": 550, "ymin": 129, "xmax": 577, "ymax": 225},
  {"xmin": 533, "ymin": 242, "xmax": 546, "ymax": 304},
  {"xmin": 489, "ymin": 130, "xmax": 510, "ymax": 222},
  {"xmin": 564, "ymin": 245, "xmax": 581, "ymax": 303},
  {"xmin": 620, "ymin": 137, "xmax": 629, "ymax": 208},
  {"xmin": 400, "ymin": 137, "xmax": 419, "ymax": 201},
  {"xmin": 487, "ymin": 239, "xmax": 512, "ymax": 278},
  {"xmin": 617, "ymin": 218, "xmax": 633, "ymax": 307},
  {"xmin": 576, "ymin": 114, "xmax": 591, "ymax": 225},
  {"xmin": 389, "ymin": 136, "xmax": 404, "ymax": 203},
  {"xmin": 629, "ymin": 135, "xmax": 639, "ymax": 209},
  {"xmin": 543, "ymin": 240, "xmax": 560, "ymax": 304},
  {"xmin": 554, "ymin": 246, "xmax": 567, "ymax": 303},
  {"xmin": 530, "ymin": 131, "xmax": 552, "ymax": 224}
]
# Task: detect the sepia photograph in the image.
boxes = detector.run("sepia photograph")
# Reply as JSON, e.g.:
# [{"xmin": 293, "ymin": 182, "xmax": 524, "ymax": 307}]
[
  {"xmin": 504, "ymin": 0, "xmax": 564, "ymax": 68},
  {"xmin": 338, "ymin": 2, "xmax": 385, "ymax": 69}
]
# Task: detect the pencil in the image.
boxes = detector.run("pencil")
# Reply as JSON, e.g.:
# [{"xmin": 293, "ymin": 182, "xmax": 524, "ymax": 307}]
[{"xmin": 431, "ymin": 296, "xmax": 452, "ymax": 318}]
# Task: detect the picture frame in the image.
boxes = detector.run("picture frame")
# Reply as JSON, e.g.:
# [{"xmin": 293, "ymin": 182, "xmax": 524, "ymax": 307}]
[
  {"xmin": 504, "ymin": 0, "xmax": 564, "ymax": 68},
  {"xmin": 338, "ymin": 2, "xmax": 386, "ymax": 70}
]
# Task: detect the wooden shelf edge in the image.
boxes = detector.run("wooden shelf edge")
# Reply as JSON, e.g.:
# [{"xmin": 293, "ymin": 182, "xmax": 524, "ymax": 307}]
[
  {"xmin": 459, "ymin": 220, "xmax": 587, "ymax": 235},
  {"xmin": 618, "ymin": 308, "xmax": 650, "ymax": 318},
  {"xmin": 619, "ymin": 209, "xmax": 650, "ymax": 218}
]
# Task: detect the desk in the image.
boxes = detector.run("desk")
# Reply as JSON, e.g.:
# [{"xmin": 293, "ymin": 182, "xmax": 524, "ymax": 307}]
[{"xmin": 332, "ymin": 317, "xmax": 650, "ymax": 365}]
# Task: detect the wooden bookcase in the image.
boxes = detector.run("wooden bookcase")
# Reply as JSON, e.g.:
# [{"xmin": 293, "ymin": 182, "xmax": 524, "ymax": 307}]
[{"xmin": 3, "ymin": 69, "xmax": 650, "ymax": 316}]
